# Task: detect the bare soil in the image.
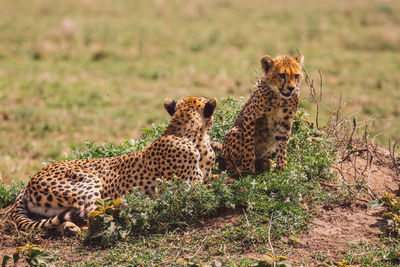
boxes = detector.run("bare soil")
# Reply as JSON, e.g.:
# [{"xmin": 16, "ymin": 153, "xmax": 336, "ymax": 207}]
[
  {"xmin": 288, "ymin": 145, "xmax": 399, "ymax": 265},
  {"xmin": 0, "ymin": 145, "xmax": 398, "ymax": 265}
]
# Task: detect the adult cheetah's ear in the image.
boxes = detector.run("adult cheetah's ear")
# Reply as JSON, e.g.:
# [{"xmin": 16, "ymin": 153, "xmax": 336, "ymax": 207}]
[
  {"xmin": 260, "ymin": 55, "xmax": 274, "ymax": 73},
  {"xmin": 163, "ymin": 98, "xmax": 176, "ymax": 116},
  {"xmin": 295, "ymin": 55, "xmax": 304, "ymax": 67},
  {"xmin": 203, "ymin": 98, "xmax": 217, "ymax": 118}
]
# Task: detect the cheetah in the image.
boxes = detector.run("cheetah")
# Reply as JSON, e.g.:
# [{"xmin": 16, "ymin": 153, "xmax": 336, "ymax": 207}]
[
  {"xmin": 221, "ymin": 54, "xmax": 304, "ymax": 174},
  {"xmin": 6, "ymin": 96, "xmax": 217, "ymax": 235}
]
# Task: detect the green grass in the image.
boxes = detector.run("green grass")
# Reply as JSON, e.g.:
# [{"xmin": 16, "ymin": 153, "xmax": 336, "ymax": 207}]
[{"xmin": 0, "ymin": 0, "xmax": 400, "ymax": 183}]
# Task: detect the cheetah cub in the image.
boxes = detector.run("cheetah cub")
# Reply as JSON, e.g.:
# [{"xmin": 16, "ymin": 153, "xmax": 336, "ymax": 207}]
[
  {"xmin": 7, "ymin": 96, "xmax": 217, "ymax": 235},
  {"xmin": 221, "ymin": 55, "xmax": 304, "ymax": 174}
]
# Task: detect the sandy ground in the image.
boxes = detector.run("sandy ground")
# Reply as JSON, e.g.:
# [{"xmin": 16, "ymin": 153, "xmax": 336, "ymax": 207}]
[{"xmin": 288, "ymin": 145, "xmax": 399, "ymax": 264}]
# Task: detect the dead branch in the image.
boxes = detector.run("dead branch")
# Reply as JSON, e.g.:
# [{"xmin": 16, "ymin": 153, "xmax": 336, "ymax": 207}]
[
  {"xmin": 389, "ymin": 139, "xmax": 399, "ymax": 165},
  {"xmin": 334, "ymin": 93, "xmax": 343, "ymax": 126},
  {"xmin": 267, "ymin": 213, "xmax": 275, "ymax": 257},
  {"xmin": 319, "ymin": 181, "xmax": 341, "ymax": 187},
  {"xmin": 345, "ymin": 118, "xmax": 357, "ymax": 150},
  {"xmin": 340, "ymin": 148, "xmax": 369, "ymax": 163},
  {"xmin": 347, "ymin": 151, "xmax": 377, "ymax": 199}
]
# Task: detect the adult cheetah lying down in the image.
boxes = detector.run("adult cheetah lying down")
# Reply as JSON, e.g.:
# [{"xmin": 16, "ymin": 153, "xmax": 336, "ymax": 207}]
[
  {"xmin": 6, "ymin": 96, "xmax": 217, "ymax": 235},
  {"xmin": 221, "ymin": 54, "xmax": 304, "ymax": 174}
]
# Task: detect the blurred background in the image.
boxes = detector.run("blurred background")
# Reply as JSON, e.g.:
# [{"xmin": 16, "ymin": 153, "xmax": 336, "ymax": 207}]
[{"xmin": 0, "ymin": 0, "xmax": 399, "ymax": 183}]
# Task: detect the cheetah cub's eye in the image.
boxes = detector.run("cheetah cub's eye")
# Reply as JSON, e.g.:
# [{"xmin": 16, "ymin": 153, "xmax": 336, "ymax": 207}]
[
  {"xmin": 294, "ymin": 74, "xmax": 300, "ymax": 79},
  {"xmin": 279, "ymin": 73, "xmax": 285, "ymax": 79}
]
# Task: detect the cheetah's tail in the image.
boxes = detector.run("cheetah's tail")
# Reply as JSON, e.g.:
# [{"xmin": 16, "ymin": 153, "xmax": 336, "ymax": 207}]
[{"xmin": 6, "ymin": 188, "xmax": 88, "ymax": 232}]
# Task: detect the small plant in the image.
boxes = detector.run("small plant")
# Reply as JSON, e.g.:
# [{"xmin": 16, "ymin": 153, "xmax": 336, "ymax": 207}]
[
  {"xmin": 381, "ymin": 192, "xmax": 400, "ymax": 236},
  {"xmin": 210, "ymin": 97, "xmax": 244, "ymax": 143},
  {"xmin": 1, "ymin": 242, "xmax": 53, "ymax": 267},
  {"xmin": 89, "ymin": 197, "xmax": 123, "ymax": 220},
  {"xmin": 85, "ymin": 198, "xmax": 131, "ymax": 247}
]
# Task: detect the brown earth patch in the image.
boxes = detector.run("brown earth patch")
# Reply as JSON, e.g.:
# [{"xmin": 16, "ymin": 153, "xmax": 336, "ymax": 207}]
[{"xmin": 287, "ymin": 144, "xmax": 399, "ymax": 265}]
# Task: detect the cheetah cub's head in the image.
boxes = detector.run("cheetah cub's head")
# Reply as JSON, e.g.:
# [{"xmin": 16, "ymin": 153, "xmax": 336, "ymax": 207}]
[
  {"xmin": 260, "ymin": 55, "xmax": 304, "ymax": 99},
  {"xmin": 163, "ymin": 96, "xmax": 217, "ymax": 131}
]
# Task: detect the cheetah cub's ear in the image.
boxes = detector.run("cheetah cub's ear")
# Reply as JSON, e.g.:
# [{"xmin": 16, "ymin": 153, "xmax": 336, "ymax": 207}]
[
  {"xmin": 260, "ymin": 55, "xmax": 275, "ymax": 73},
  {"xmin": 163, "ymin": 98, "xmax": 176, "ymax": 116},
  {"xmin": 295, "ymin": 55, "xmax": 305, "ymax": 67},
  {"xmin": 203, "ymin": 98, "xmax": 217, "ymax": 118}
]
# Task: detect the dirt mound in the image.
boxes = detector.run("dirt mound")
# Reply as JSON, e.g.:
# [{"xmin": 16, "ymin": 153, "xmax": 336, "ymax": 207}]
[{"xmin": 288, "ymin": 145, "xmax": 399, "ymax": 264}]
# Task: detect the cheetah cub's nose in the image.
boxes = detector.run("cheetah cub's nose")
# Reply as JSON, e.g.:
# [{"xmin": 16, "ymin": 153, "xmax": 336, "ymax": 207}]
[{"xmin": 287, "ymin": 86, "xmax": 295, "ymax": 91}]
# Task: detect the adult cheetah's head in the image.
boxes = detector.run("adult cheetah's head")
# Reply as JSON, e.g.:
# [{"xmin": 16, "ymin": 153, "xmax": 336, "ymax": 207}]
[
  {"xmin": 260, "ymin": 55, "xmax": 304, "ymax": 99},
  {"xmin": 163, "ymin": 96, "xmax": 217, "ymax": 130}
]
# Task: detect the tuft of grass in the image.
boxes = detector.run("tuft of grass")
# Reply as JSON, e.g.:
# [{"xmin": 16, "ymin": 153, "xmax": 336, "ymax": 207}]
[
  {"xmin": 210, "ymin": 97, "xmax": 245, "ymax": 144},
  {"xmin": 0, "ymin": 180, "xmax": 24, "ymax": 208},
  {"xmin": 342, "ymin": 238, "xmax": 400, "ymax": 266}
]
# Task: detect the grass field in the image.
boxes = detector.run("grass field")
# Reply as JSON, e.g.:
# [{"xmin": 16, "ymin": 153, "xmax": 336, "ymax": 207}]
[{"xmin": 1, "ymin": 0, "xmax": 399, "ymax": 183}]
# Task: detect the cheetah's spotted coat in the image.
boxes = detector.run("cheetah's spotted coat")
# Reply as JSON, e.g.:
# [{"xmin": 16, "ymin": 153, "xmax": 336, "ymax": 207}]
[{"xmin": 221, "ymin": 55, "xmax": 304, "ymax": 173}]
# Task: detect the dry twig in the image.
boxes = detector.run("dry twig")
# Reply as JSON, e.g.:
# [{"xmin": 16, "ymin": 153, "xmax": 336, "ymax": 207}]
[{"xmin": 267, "ymin": 213, "xmax": 275, "ymax": 257}]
